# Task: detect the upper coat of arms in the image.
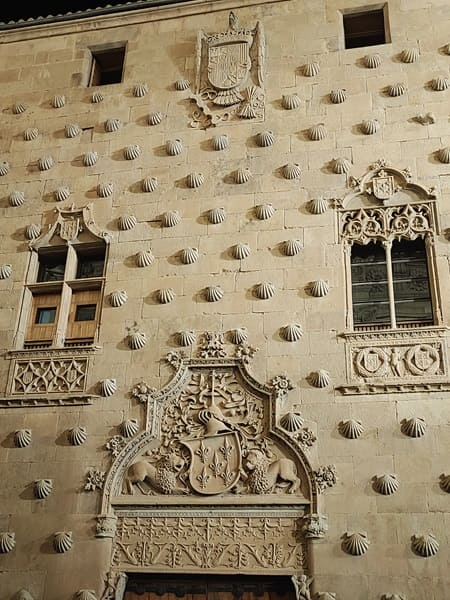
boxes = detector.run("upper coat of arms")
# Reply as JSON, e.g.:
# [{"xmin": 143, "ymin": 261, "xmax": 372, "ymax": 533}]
[{"xmin": 190, "ymin": 11, "xmax": 265, "ymax": 128}]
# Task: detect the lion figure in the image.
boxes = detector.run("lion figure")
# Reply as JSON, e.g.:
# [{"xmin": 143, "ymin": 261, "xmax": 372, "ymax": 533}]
[
  {"xmin": 244, "ymin": 448, "xmax": 300, "ymax": 494},
  {"xmin": 124, "ymin": 453, "xmax": 185, "ymax": 495}
]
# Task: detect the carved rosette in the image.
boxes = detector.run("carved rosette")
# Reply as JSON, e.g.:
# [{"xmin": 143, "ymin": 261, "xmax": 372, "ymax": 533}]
[{"xmin": 190, "ymin": 13, "xmax": 265, "ymax": 127}]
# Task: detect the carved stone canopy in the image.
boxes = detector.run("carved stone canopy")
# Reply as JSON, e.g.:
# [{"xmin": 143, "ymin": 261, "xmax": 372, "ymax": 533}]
[{"xmin": 29, "ymin": 203, "xmax": 109, "ymax": 249}]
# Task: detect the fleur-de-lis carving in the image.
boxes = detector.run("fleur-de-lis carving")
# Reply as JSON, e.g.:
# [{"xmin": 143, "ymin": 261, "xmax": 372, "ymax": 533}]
[
  {"xmin": 219, "ymin": 436, "xmax": 234, "ymax": 460},
  {"xmin": 195, "ymin": 440, "xmax": 211, "ymax": 464},
  {"xmin": 220, "ymin": 465, "xmax": 236, "ymax": 487},
  {"xmin": 196, "ymin": 467, "xmax": 211, "ymax": 489},
  {"xmin": 209, "ymin": 451, "xmax": 225, "ymax": 477}
]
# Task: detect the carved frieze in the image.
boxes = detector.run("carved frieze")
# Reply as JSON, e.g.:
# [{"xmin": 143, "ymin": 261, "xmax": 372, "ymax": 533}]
[
  {"xmin": 11, "ymin": 356, "xmax": 88, "ymax": 395},
  {"xmin": 190, "ymin": 12, "xmax": 265, "ymax": 128},
  {"xmin": 112, "ymin": 514, "xmax": 306, "ymax": 573}
]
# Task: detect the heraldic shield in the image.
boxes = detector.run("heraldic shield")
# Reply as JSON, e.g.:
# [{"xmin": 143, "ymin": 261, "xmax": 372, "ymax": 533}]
[
  {"xmin": 207, "ymin": 43, "xmax": 251, "ymax": 105},
  {"xmin": 181, "ymin": 432, "xmax": 242, "ymax": 495}
]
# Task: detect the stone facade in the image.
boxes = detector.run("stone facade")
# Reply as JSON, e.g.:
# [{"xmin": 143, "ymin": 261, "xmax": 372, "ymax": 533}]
[{"xmin": 0, "ymin": 0, "xmax": 449, "ymax": 599}]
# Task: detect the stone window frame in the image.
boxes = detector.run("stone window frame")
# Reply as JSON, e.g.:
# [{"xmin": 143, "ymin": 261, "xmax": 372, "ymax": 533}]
[{"xmin": 340, "ymin": 3, "xmax": 391, "ymax": 50}]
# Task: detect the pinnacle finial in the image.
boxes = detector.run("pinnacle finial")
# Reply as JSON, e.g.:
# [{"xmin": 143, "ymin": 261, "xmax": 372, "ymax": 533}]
[{"xmin": 229, "ymin": 10, "xmax": 238, "ymax": 30}]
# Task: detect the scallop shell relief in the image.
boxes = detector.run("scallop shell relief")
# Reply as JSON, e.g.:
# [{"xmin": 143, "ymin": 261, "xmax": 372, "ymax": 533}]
[
  {"xmin": 14, "ymin": 429, "xmax": 32, "ymax": 448},
  {"xmin": 68, "ymin": 426, "xmax": 87, "ymax": 446},
  {"xmin": 109, "ymin": 290, "xmax": 128, "ymax": 307},
  {"xmin": 128, "ymin": 331, "xmax": 147, "ymax": 350},
  {"xmin": 342, "ymin": 532, "xmax": 370, "ymax": 556},
  {"xmin": 205, "ymin": 286, "xmax": 224, "ymax": 302},
  {"xmin": 178, "ymin": 330, "xmax": 196, "ymax": 346},
  {"xmin": 254, "ymin": 282, "xmax": 276, "ymax": 300},
  {"xmin": 180, "ymin": 247, "xmax": 199, "ymax": 264},
  {"xmin": 309, "ymin": 369, "xmax": 330, "ymax": 388},
  {"xmin": 53, "ymin": 531, "xmax": 73, "ymax": 553},
  {"xmin": 339, "ymin": 419, "xmax": 364, "ymax": 439},
  {"xmin": 121, "ymin": 418, "xmax": 139, "ymax": 438},
  {"xmin": 373, "ymin": 473, "xmax": 399, "ymax": 495},
  {"xmin": 279, "ymin": 411, "xmax": 304, "ymax": 432},
  {"xmin": 411, "ymin": 534, "xmax": 439, "ymax": 557},
  {"xmin": 401, "ymin": 416, "xmax": 426, "ymax": 438},
  {"xmin": 308, "ymin": 280, "xmax": 329, "ymax": 297},
  {"xmin": 281, "ymin": 323, "xmax": 303, "ymax": 342},
  {"xmin": 0, "ymin": 532, "xmax": 16, "ymax": 553},
  {"xmin": 281, "ymin": 93, "xmax": 301, "ymax": 110},
  {"xmin": 34, "ymin": 478, "xmax": 53, "ymax": 499},
  {"xmin": 100, "ymin": 378, "xmax": 117, "ymax": 397}
]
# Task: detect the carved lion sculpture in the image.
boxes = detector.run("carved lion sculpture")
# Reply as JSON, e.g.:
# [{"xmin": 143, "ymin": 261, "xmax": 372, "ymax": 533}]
[
  {"xmin": 124, "ymin": 453, "xmax": 185, "ymax": 495},
  {"xmin": 244, "ymin": 448, "xmax": 300, "ymax": 494}
]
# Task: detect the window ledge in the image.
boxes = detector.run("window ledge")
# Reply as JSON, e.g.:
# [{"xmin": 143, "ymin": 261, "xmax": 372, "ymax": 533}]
[
  {"xmin": 7, "ymin": 345, "xmax": 102, "ymax": 359},
  {"xmin": 340, "ymin": 325, "xmax": 449, "ymax": 343}
]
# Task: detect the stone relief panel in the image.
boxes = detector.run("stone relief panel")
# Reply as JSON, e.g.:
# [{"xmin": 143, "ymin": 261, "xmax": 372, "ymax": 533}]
[
  {"xmin": 190, "ymin": 12, "xmax": 265, "ymax": 128},
  {"xmin": 112, "ymin": 512, "xmax": 306, "ymax": 573}
]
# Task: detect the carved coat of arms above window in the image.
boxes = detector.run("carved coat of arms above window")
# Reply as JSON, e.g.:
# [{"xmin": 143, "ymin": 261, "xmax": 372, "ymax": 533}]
[
  {"xmin": 190, "ymin": 12, "xmax": 265, "ymax": 128},
  {"xmin": 97, "ymin": 334, "xmax": 328, "ymax": 579}
]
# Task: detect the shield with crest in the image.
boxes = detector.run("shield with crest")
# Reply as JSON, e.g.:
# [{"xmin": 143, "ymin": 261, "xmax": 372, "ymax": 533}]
[
  {"xmin": 207, "ymin": 42, "xmax": 251, "ymax": 91},
  {"xmin": 59, "ymin": 218, "xmax": 80, "ymax": 241},
  {"xmin": 372, "ymin": 173, "xmax": 395, "ymax": 200},
  {"xmin": 181, "ymin": 432, "xmax": 241, "ymax": 495}
]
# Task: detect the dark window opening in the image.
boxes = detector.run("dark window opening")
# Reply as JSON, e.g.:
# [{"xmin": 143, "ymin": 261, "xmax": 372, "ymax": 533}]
[
  {"xmin": 35, "ymin": 307, "xmax": 57, "ymax": 324},
  {"xmin": 89, "ymin": 46, "xmax": 125, "ymax": 86},
  {"xmin": 75, "ymin": 246, "xmax": 106, "ymax": 279},
  {"xmin": 351, "ymin": 238, "xmax": 433, "ymax": 328},
  {"xmin": 75, "ymin": 304, "xmax": 97, "ymax": 321},
  {"xmin": 37, "ymin": 252, "xmax": 67, "ymax": 282},
  {"xmin": 343, "ymin": 7, "xmax": 388, "ymax": 49}
]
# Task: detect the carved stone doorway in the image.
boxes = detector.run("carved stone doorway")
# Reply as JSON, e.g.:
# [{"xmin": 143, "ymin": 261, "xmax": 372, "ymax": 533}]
[{"xmin": 124, "ymin": 573, "xmax": 296, "ymax": 600}]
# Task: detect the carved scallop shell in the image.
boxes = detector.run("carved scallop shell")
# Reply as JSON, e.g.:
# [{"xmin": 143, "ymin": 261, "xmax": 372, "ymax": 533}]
[
  {"xmin": 124, "ymin": 144, "xmax": 141, "ymax": 160},
  {"xmin": 281, "ymin": 239, "xmax": 303, "ymax": 256},
  {"xmin": 438, "ymin": 147, "xmax": 450, "ymax": 164},
  {"xmin": 38, "ymin": 156, "xmax": 54, "ymax": 171},
  {"xmin": 279, "ymin": 411, "xmax": 304, "ymax": 432},
  {"xmin": 308, "ymin": 197, "xmax": 329, "ymax": 214},
  {"xmin": 180, "ymin": 247, "xmax": 199, "ymax": 264},
  {"xmin": 166, "ymin": 138, "xmax": 183, "ymax": 156},
  {"xmin": 133, "ymin": 82, "xmax": 148, "ymax": 97},
  {"xmin": 444, "ymin": 43, "xmax": 450, "ymax": 56},
  {"xmin": 178, "ymin": 330, "xmax": 196, "ymax": 347},
  {"xmin": 255, "ymin": 203, "xmax": 275, "ymax": 220},
  {"xmin": 254, "ymin": 282, "xmax": 276, "ymax": 300},
  {"xmin": 142, "ymin": 176, "xmax": 158, "ymax": 192},
  {"xmin": 105, "ymin": 118, "xmax": 121, "ymax": 132},
  {"xmin": 0, "ymin": 161, "xmax": 10, "ymax": 176},
  {"xmin": 51, "ymin": 94, "xmax": 65, "ymax": 108},
  {"xmin": 439, "ymin": 473, "xmax": 450, "ymax": 493},
  {"xmin": 230, "ymin": 327, "xmax": 248, "ymax": 345},
  {"xmin": 76, "ymin": 591, "xmax": 97, "ymax": 600},
  {"xmin": 135, "ymin": 250, "xmax": 154, "ymax": 268},
  {"xmin": 14, "ymin": 429, "xmax": 32, "ymax": 448},
  {"xmin": 186, "ymin": 172, "xmax": 204, "ymax": 188},
  {"xmin": 332, "ymin": 157, "xmax": 352, "ymax": 174},
  {"xmin": 431, "ymin": 76, "xmax": 450, "ymax": 91},
  {"xmin": 175, "ymin": 78, "xmax": 190, "ymax": 90},
  {"xmin": 387, "ymin": 82, "xmax": 406, "ymax": 97},
  {"xmin": 208, "ymin": 207, "xmax": 226, "ymax": 224},
  {"xmin": 308, "ymin": 279, "xmax": 329, "ymax": 297},
  {"xmin": 401, "ymin": 47, "xmax": 419, "ymax": 63},
  {"xmin": 54, "ymin": 186, "xmax": 70, "ymax": 202},
  {"xmin": 309, "ymin": 369, "xmax": 330, "ymax": 388},
  {"xmin": 0, "ymin": 264, "xmax": 12, "ymax": 279},
  {"xmin": 24, "ymin": 127, "xmax": 39, "ymax": 141},
  {"xmin": 283, "ymin": 163, "xmax": 301, "ymax": 180},
  {"xmin": 91, "ymin": 91, "xmax": 104, "ymax": 103},
  {"xmin": 68, "ymin": 426, "xmax": 87, "ymax": 446},
  {"xmin": 25, "ymin": 223, "xmax": 41, "ymax": 240},
  {"xmin": 308, "ymin": 123, "xmax": 327, "ymax": 141},
  {"xmin": 411, "ymin": 534, "xmax": 439, "ymax": 557},
  {"xmin": 109, "ymin": 290, "xmax": 128, "ymax": 307},
  {"xmin": 121, "ymin": 418, "xmax": 139, "ymax": 438},
  {"xmin": 162, "ymin": 210, "xmax": 181, "ymax": 227},
  {"xmin": 330, "ymin": 88, "xmax": 347, "ymax": 104},
  {"xmin": 13, "ymin": 102, "xmax": 27, "ymax": 114},
  {"xmin": 234, "ymin": 167, "xmax": 252, "ymax": 184},
  {"xmin": 373, "ymin": 473, "xmax": 399, "ymax": 495},
  {"xmin": 342, "ymin": 532, "xmax": 370, "ymax": 555},
  {"xmin": 100, "ymin": 378, "xmax": 117, "ymax": 397},
  {"xmin": 118, "ymin": 215, "xmax": 137, "ymax": 231},
  {"xmin": 128, "ymin": 331, "xmax": 147, "ymax": 350},
  {"xmin": 148, "ymin": 111, "xmax": 164, "ymax": 126},
  {"xmin": 97, "ymin": 182, "xmax": 114, "ymax": 198},
  {"xmin": 232, "ymin": 242, "xmax": 251, "ymax": 260},
  {"xmin": 281, "ymin": 93, "xmax": 301, "ymax": 110},
  {"xmin": 212, "ymin": 133, "xmax": 229, "ymax": 151},
  {"xmin": 364, "ymin": 53, "xmax": 381, "ymax": 69},
  {"xmin": 65, "ymin": 123, "xmax": 81, "ymax": 138},
  {"xmin": 256, "ymin": 130, "xmax": 275, "ymax": 147},
  {"xmin": 15, "ymin": 590, "xmax": 34, "ymax": 600},
  {"xmin": 303, "ymin": 61, "xmax": 320, "ymax": 77},
  {"xmin": 401, "ymin": 416, "xmax": 426, "ymax": 438},
  {"xmin": 205, "ymin": 286, "xmax": 224, "ymax": 302},
  {"xmin": 339, "ymin": 419, "xmax": 364, "ymax": 439},
  {"xmin": 0, "ymin": 532, "xmax": 16, "ymax": 553},
  {"xmin": 9, "ymin": 191, "xmax": 25, "ymax": 207},
  {"xmin": 83, "ymin": 151, "xmax": 98, "ymax": 167},
  {"xmin": 34, "ymin": 478, "xmax": 53, "ymax": 499},
  {"xmin": 361, "ymin": 119, "xmax": 380, "ymax": 135},
  {"xmin": 281, "ymin": 323, "xmax": 303, "ymax": 342},
  {"xmin": 53, "ymin": 531, "xmax": 73, "ymax": 553},
  {"xmin": 157, "ymin": 288, "xmax": 175, "ymax": 304}
]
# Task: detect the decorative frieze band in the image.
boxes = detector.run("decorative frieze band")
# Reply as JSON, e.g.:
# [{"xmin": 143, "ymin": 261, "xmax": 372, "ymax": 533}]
[{"xmin": 10, "ymin": 356, "xmax": 89, "ymax": 395}]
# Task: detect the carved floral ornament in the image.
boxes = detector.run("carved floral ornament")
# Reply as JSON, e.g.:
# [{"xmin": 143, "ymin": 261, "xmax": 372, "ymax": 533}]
[
  {"xmin": 95, "ymin": 333, "xmax": 329, "ymax": 579},
  {"xmin": 190, "ymin": 11, "xmax": 265, "ymax": 128}
]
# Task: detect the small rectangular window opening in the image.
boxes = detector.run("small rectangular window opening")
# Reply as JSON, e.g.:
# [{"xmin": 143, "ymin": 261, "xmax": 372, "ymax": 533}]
[
  {"xmin": 89, "ymin": 45, "xmax": 125, "ymax": 86},
  {"xmin": 35, "ymin": 307, "xmax": 57, "ymax": 324},
  {"xmin": 37, "ymin": 251, "xmax": 67, "ymax": 282},
  {"xmin": 75, "ymin": 304, "xmax": 97, "ymax": 322},
  {"xmin": 76, "ymin": 246, "xmax": 106, "ymax": 279},
  {"xmin": 343, "ymin": 5, "xmax": 389, "ymax": 49}
]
